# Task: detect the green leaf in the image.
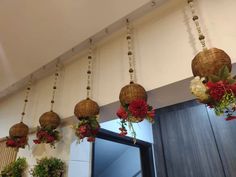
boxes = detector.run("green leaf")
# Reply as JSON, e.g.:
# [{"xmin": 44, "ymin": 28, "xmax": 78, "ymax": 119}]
[
  {"xmin": 218, "ymin": 65, "xmax": 230, "ymax": 80},
  {"xmin": 228, "ymin": 78, "xmax": 236, "ymax": 84},
  {"xmin": 208, "ymin": 75, "xmax": 221, "ymax": 83}
]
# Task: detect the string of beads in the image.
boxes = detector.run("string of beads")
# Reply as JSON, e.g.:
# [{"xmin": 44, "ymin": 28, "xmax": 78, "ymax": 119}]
[
  {"xmin": 20, "ymin": 78, "xmax": 32, "ymax": 122},
  {"xmin": 86, "ymin": 40, "xmax": 93, "ymax": 99},
  {"xmin": 50, "ymin": 62, "xmax": 60, "ymax": 111},
  {"xmin": 188, "ymin": 0, "xmax": 207, "ymax": 50},
  {"xmin": 126, "ymin": 20, "xmax": 136, "ymax": 84}
]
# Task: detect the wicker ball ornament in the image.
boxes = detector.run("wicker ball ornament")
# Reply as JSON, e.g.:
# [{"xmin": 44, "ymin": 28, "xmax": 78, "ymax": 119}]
[
  {"xmin": 192, "ymin": 48, "xmax": 232, "ymax": 77},
  {"xmin": 9, "ymin": 122, "xmax": 29, "ymax": 138},
  {"xmin": 39, "ymin": 111, "xmax": 61, "ymax": 129},
  {"xmin": 74, "ymin": 98, "xmax": 100, "ymax": 119},
  {"xmin": 119, "ymin": 83, "xmax": 147, "ymax": 106}
]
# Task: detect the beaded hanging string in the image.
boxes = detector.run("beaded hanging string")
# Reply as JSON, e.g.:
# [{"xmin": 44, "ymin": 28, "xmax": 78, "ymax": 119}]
[
  {"xmin": 50, "ymin": 61, "xmax": 60, "ymax": 111},
  {"xmin": 188, "ymin": 0, "xmax": 207, "ymax": 50},
  {"xmin": 86, "ymin": 39, "xmax": 93, "ymax": 99},
  {"xmin": 126, "ymin": 19, "xmax": 136, "ymax": 84},
  {"xmin": 126, "ymin": 20, "xmax": 137, "ymax": 141},
  {"xmin": 20, "ymin": 77, "xmax": 32, "ymax": 123}
]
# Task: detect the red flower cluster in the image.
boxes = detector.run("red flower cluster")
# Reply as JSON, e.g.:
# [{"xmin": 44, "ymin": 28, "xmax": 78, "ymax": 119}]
[
  {"xmin": 116, "ymin": 107, "xmax": 128, "ymax": 119},
  {"xmin": 128, "ymin": 99, "xmax": 149, "ymax": 118},
  {"xmin": 204, "ymin": 80, "xmax": 236, "ymax": 120},
  {"xmin": 76, "ymin": 121, "xmax": 100, "ymax": 142},
  {"xmin": 117, "ymin": 99, "xmax": 155, "ymax": 121},
  {"xmin": 6, "ymin": 136, "xmax": 27, "ymax": 148},
  {"xmin": 206, "ymin": 81, "xmax": 233, "ymax": 101},
  {"xmin": 117, "ymin": 99, "xmax": 155, "ymax": 138},
  {"xmin": 226, "ymin": 116, "xmax": 236, "ymax": 121},
  {"xmin": 33, "ymin": 128, "xmax": 59, "ymax": 147},
  {"xmin": 119, "ymin": 127, "xmax": 127, "ymax": 136}
]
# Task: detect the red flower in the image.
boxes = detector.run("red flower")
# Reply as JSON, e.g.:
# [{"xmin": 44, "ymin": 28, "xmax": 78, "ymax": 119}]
[
  {"xmin": 119, "ymin": 127, "xmax": 128, "ymax": 136},
  {"xmin": 206, "ymin": 81, "xmax": 229, "ymax": 101},
  {"xmin": 37, "ymin": 131, "xmax": 48, "ymax": 138},
  {"xmin": 147, "ymin": 110, "xmax": 155, "ymax": 118},
  {"xmin": 91, "ymin": 128, "xmax": 99, "ymax": 135},
  {"xmin": 33, "ymin": 140, "xmax": 41, "ymax": 144},
  {"xmin": 119, "ymin": 131, "xmax": 127, "ymax": 136},
  {"xmin": 116, "ymin": 107, "xmax": 128, "ymax": 119},
  {"xmin": 46, "ymin": 135, "xmax": 55, "ymax": 143},
  {"xmin": 128, "ymin": 99, "xmax": 148, "ymax": 118},
  {"xmin": 230, "ymin": 83, "xmax": 236, "ymax": 95},
  {"xmin": 78, "ymin": 125, "xmax": 88, "ymax": 134},
  {"xmin": 6, "ymin": 139, "xmax": 16, "ymax": 146},
  {"xmin": 87, "ymin": 137, "xmax": 95, "ymax": 142},
  {"xmin": 225, "ymin": 116, "xmax": 236, "ymax": 121}
]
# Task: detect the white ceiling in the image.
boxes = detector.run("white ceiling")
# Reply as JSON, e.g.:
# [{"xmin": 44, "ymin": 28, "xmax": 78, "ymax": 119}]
[{"xmin": 0, "ymin": 0, "xmax": 151, "ymax": 93}]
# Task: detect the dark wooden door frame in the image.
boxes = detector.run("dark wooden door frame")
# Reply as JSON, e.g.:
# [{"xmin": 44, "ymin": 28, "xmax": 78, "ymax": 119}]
[{"xmin": 91, "ymin": 128, "xmax": 155, "ymax": 177}]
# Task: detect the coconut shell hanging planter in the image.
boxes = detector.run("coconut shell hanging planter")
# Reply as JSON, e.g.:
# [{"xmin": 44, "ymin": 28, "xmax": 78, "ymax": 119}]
[
  {"xmin": 74, "ymin": 40, "xmax": 100, "ymax": 143},
  {"xmin": 119, "ymin": 83, "xmax": 147, "ymax": 106},
  {"xmin": 192, "ymin": 48, "xmax": 232, "ymax": 77},
  {"xmin": 6, "ymin": 81, "xmax": 32, "ymax": 149},
  {"xmin": 39, "ymin": 111, "xmax": 61, "ymax": 130},
  {"xmin": 188, "ymin": 0, "xmax": 236, "ymax": 121},
  {"xmin": 74, "ymin": 98, "xmax": 99, "ymax": 119},
  {"xmin": 6, "ymin": 122, "xmax": 29, "ymax": 148},
  {"xmin": 9, "ymin": 122, "xmax": 29, "ymax": 138},
  {"xmin": 33, "ymin": 64, "xmax": 61, "ymax": 148},
  {"xmin": 116, "ymin": 20, "xmax": 155, "ymax": 142}
]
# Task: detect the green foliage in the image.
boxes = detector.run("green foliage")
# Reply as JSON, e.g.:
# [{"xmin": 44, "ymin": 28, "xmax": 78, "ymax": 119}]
[
  {"xmin": 209, "ymin": 66, "xmax": 236, "ymax": 83},
  {"xmin": 1, "ymin": 158, "xmax": 27, "ymax": 177},
  {"xmin": 31, "ymin": 157, "xmax": 65, "ymax": 177},
  {"xmin": 214, "ymin": 92, "xmax": 236, "ymax": 116}
]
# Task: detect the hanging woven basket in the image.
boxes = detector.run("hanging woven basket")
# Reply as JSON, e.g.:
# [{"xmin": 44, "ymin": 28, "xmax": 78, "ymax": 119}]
[
  {"xmin": 119, "ymin": 83, "xmax": 147, "ymax": 106},
  {"xmin": 9, "ymin": 122, "xmax": 29, "ymax": 138},
  {"xmin": 39, "ymin": 111, "xmax": 61, "ymax": 130},
  {"xmin": 74, "ymin": 98, "xmax": 100, "ymax": 119},
  {"xmin": 192, "ymin": 48, "xmax": 232, "ymax": 77}
]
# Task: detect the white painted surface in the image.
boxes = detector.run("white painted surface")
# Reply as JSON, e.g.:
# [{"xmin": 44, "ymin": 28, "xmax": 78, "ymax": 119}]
[{"xmin": 0, "ymin": 0, "xmax": 150, "ymax": 92}]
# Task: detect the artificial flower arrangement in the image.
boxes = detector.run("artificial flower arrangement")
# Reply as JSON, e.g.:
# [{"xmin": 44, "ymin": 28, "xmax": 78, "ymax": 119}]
[
  {"xmin": 190, "ymin": 66, "xmax": 236, "ymax": 120},
  {"xmin": 116, "ymin": 99, "xmax": 155, "ymax": 141},
  {"xmin": 1, "ymin": 157, "xmax": 27, "ymax": 177},
  {"xmin": 74, "ymin": 116, "xmax": 100, "ymax": 143},
  {"xmin": 31, "ymin": 157, "xmax": 65, "ymax": 177},
  {"xmin": 33, "ymin": 127, "xmax": 60, "ymax": 148},
  {"xmin": 6, "ymin": 136, "xmax": 28, "ymax": 149}
]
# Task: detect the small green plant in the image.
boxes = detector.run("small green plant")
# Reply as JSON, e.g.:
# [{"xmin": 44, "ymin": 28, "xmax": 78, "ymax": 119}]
[
  {"xmin": 31, "ymin": 157, "xmax": 65, "ymax": 177},
  {"xmin": 1, "ymin": 157, "xmax": 27, "ymax": 177}
]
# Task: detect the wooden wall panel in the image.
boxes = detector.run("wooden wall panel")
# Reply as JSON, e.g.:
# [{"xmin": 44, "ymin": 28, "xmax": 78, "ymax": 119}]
[
  {"xmin": 207, "ymin": 109, "xmax": 236, "ymax": 177},
  {"xmin": 154, "ymin": 101, "xmax": 225, "ymax": 177}
]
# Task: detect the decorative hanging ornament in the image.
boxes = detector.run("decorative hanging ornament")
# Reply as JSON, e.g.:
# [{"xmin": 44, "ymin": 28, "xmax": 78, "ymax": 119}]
[
  {"xmin": 188, "ymin": 0, "xmax": 236, "ymax": 121},
  {"xmin": 116, "ymin": 20, "xmax": 155, "ymax": 143},
  {"xmin": 74, "ymin": 40, "xmax": 100, "ymax": 143},
  {"xmin": 6, "ymin": 79, "xmax": 32, "ymax": 149},
  {"xmin": 33, "ymin": 62, "xmax": 61, "ymax": 148}
]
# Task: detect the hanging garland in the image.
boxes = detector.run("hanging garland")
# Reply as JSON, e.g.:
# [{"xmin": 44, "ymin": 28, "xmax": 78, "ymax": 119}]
[
  {"xmin": 33, "ymin": 62, "xmax": 61, "ymax": 148},
  {"xmin": 116, "ymin": 20, "xmax": 155, "ymax": 142},
  {"xmin": 188, "ymin": 0, "xmax": 236, "ymax": 120},
  {"xmin": 74, "ymin": 40, "xmax": 100, "ymax": 142},
  {"xmin": 6, "ymin": 79, "xmax": 32, "ymax": 149}
]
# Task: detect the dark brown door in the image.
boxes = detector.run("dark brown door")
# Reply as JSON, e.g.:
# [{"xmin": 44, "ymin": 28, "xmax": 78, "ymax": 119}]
[{"xmin": 153, "ymin": 101, "xmax": 226, "ymax": 177}]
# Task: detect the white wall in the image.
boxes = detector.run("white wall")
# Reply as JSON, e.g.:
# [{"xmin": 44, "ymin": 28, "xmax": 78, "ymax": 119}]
[
  {"xmin": 0, "ymin": 0, "xmax": 151, "ymax": 92},
  {"xmin": 1, "ymin": 0, "xmax": 236, "ymax": 176}
]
